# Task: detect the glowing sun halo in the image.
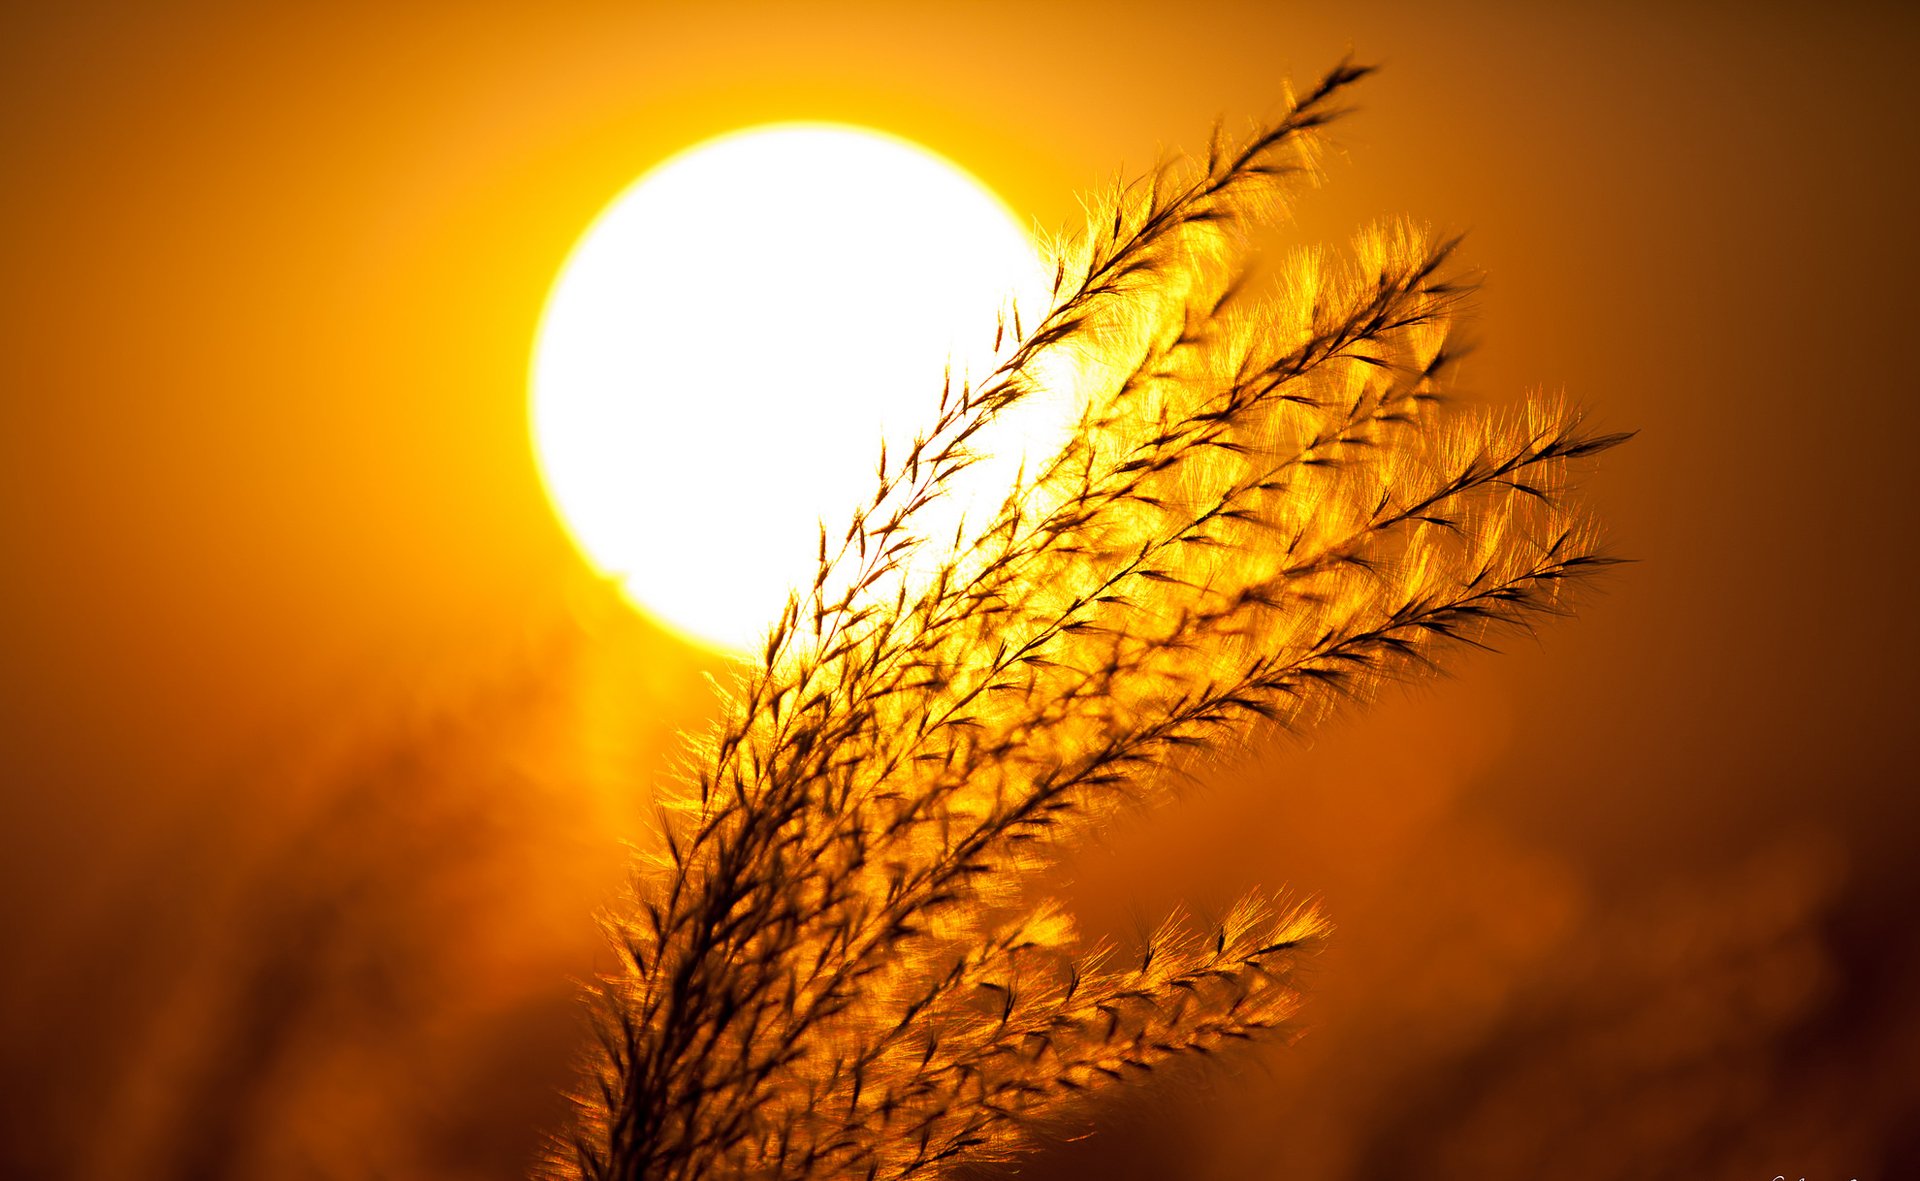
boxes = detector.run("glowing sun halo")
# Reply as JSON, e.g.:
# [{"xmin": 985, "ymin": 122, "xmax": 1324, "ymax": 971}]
[{"xmin": 532, "ymin": 124, "xmax": 1059, "ymax": 652}]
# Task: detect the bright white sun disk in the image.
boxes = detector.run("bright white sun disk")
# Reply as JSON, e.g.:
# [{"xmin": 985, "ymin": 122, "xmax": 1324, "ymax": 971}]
[{"xmin": 532, "ymin": 124, "xmax": 1061, "ymax": 652}]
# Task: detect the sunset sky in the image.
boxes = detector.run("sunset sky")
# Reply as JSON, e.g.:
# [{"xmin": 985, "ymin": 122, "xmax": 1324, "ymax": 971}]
[{"xmin": 4, "ymin": 3, "xmax": 1917, "ymax": 1179}]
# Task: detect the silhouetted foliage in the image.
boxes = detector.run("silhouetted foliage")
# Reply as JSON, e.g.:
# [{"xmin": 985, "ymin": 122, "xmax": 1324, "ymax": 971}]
[{"xmin": 550, "ymin": 60, "xmax": 1625, "ymax": 1181}]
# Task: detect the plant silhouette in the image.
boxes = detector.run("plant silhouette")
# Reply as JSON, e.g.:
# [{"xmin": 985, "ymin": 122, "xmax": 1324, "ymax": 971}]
[{"xmin": 549, "ymin": 59, "xmax": 1627, "ymax": 1181}]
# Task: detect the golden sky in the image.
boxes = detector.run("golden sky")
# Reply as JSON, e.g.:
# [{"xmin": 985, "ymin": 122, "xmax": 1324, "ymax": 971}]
[{"xmin": 4, "ymin": 3, "xmax": 1918, "ymax": 1179}]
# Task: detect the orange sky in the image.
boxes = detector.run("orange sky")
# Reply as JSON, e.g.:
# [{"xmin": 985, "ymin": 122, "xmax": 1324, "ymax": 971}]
[{"xmin": 4, "ymin": 3, "xmax": 1918, "ymax": 1179}]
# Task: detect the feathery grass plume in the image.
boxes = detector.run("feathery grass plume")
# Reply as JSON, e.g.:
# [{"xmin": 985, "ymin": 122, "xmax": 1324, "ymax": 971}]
[{"xmin": 549, "ymin": 59, "xmax": 1627, "ymax": 1181}]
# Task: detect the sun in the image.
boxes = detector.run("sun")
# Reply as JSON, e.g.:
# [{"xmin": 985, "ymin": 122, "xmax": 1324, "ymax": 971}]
[{"xmin": 531, "ymin": 124, "xmax": 1059, "ymax": 652}]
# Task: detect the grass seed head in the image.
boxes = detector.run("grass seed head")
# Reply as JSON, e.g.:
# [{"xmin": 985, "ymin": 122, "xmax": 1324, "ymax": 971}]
[{"xmin": 548, "ymin": 59, "xmax": 1625, "ymax": 1181}]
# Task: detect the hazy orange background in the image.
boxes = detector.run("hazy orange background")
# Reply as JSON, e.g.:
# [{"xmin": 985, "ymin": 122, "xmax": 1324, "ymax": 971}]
[{"xmin": 5, "ymin": 2, "xmax": 1917, "ymax": 1178}]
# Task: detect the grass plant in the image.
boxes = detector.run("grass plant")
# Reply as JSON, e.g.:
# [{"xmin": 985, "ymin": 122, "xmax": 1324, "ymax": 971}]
[{"xmin": 549, "ymin": 59, "xmax": 1627, "ymax": 1181}]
